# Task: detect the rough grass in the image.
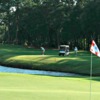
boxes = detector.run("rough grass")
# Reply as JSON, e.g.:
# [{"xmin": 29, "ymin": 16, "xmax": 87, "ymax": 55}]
[
  {"xmin": 0, "ymin": 44, "xmax": 100, "ymax": 75},
  {"xmin": 0, "ymin": 73, "xmax": 100, "ymax": 100}
]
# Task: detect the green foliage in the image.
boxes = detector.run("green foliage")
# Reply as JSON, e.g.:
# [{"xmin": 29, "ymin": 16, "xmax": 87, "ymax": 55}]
[{"xmin": 0, "ymin": 0, "xmax": 100, "ymax": 49}]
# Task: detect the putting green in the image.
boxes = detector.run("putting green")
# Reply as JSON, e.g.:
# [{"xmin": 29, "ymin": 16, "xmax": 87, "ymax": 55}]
[{"xmin": 0, "ymin": 73, "xmax": 100, "ymax": 100}]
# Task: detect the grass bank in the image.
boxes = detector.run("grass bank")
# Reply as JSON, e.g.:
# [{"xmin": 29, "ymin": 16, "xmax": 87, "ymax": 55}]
[
  {"xmin": 0, "ymin": 73, "xmax": 100, "ymax": 100},
  {"xmin": 0, "ymin": 44, "xmax": 100, "ymax": 75}
]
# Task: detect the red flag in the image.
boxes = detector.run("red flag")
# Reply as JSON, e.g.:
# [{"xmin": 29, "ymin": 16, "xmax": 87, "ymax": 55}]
[{"xmin": 90, "ymin": 40, "xmax": 100, "ymax": 57}]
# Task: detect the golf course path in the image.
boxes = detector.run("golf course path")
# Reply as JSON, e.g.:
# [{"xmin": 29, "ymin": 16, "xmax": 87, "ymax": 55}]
[{"xmin": 0, "ymin": 65, "xmax": 79, "ymax": 76}]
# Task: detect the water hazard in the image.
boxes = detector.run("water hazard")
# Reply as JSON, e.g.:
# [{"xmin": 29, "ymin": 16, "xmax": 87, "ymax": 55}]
[{"xmin": 0, "ymin": 65, "xmax": 79, "ymax": 76}]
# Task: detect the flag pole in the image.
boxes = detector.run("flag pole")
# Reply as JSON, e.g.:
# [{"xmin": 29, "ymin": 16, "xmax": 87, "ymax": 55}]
[
  {"xmin": 89, "ymin": 39, "xmax": 100, "ymax": 100},
  {"xmin": 90, "ymin": 53, "xmax": 93, "ymax": 100}
]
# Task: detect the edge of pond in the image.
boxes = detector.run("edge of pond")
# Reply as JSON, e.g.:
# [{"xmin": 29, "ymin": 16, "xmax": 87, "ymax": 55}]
[{"xmin": 0, "ymin": 65, "xmax": 82, "ymax": 76}]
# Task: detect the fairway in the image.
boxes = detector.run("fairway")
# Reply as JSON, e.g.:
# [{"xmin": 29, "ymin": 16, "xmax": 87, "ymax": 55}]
[
  {"xmin": 0, "ymin": 44, "xmax": 100, "ymax": 75},
  {"xmin": 0, "ymin": 73, "xmax": 100, "ymax": 100}
]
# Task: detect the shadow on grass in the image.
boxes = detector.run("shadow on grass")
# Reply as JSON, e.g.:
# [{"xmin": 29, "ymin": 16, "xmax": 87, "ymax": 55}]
[{"xmin": 0, "ymin": 45, "xmax": 100, "ymax": 77}]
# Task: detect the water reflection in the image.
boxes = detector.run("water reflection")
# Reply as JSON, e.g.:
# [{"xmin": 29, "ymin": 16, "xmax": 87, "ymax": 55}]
[{"xmin": 0, "ymin": 65, "xmax": 79, "ymax": 76}]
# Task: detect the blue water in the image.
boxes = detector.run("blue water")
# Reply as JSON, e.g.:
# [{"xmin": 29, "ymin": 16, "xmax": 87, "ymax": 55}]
[{"xmin": 0, "ymin": 65, "xmax": 79, "ymax": 76}]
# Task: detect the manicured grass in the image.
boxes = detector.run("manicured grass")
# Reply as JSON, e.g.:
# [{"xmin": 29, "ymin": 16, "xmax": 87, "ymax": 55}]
[
  {"xmin": 0, "ymin": 44, "xmax": 100, "ymax": 100},
  {"xmin": 0, "ymin": 44, "xmax": 100, "ymax": 75},
  {"xmin": 0, "ymin": 73, "xmax": 100, "ymax": 100}
]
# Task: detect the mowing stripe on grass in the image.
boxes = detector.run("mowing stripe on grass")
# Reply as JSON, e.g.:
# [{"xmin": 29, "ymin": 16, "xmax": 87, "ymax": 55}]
[{"xmin": 0, "ymin": 73, "xmax": 100, "ymax": 100}]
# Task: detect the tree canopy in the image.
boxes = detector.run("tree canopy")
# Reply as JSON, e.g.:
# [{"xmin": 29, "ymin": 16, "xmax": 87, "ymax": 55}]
[{"xmin": 0, "ymin": 0, "xmax": 100, "ymax": 49}]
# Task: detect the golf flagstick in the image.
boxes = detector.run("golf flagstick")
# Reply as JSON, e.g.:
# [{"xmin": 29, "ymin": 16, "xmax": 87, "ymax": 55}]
[
  {"xmin": 90, "ymin": 40, "xmax": 100, "ymax": 100},
  {"xmin": 90, "ymin": 53, "xmax": 92, "ymax": 100}
]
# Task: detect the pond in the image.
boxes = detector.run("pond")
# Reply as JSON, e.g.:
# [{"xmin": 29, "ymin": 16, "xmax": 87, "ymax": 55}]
[{"xmin": 0, "ymin": 65, "xmax": 79, "ymax": 76}]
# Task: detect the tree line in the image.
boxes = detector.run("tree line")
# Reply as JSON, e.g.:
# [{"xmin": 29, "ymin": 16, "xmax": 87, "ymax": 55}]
[{"xmin": 0, "ymin": 0, "xmax": 100, "ymax": 50}]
